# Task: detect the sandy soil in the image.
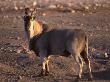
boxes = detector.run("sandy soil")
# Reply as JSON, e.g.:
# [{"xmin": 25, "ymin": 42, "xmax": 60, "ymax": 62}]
[{"xmin": 0, "ymin": 7, "xmax": 110, "ymax": 82}]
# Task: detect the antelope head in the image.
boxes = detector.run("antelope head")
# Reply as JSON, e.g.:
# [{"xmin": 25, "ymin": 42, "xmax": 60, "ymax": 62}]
[{"xmin": 23, "ymin": 7, "xmax": 42, "ymax": 39}]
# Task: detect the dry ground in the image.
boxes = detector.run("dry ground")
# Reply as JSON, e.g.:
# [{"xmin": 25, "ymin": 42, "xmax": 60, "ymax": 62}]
[{"xmin": 0, "ymin": 7, "xmax": 110, "ymax": 82}]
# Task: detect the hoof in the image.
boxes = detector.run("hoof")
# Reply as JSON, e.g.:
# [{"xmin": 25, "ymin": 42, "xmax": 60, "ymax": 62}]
[
  {"xmin": 40, "ymin": 70, "xmax": 50, "ymax": 76},
  {"xmin": 45, "ymin": 71, "xmax": 50, "ymax": 76},
  {"xmin": 88, "ymin": 77, "xmax": 93, "ymax": 81},
  {"xmin": 36, "ymin": 72, "xmax": 45, "ymax": 77},
  {"xmin": 74, "ymin": 78, "xmax": 79, "ymax": 82},
  {"xmin": 74, "ymin": 76, "xmax": 81, "ymax": 82},
  {"xmin": 88, "ymin": 75, "xmax": 93, "ymax": 81}
]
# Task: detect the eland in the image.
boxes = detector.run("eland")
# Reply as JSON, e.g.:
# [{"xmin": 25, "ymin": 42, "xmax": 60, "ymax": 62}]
[{"xmin": 23, "ymin": 8, "xmax": 93, "ymax": 81}]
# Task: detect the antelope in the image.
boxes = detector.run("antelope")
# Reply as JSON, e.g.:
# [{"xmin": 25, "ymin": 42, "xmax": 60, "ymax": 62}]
[{"xmin": 23, "ymin": 8, "xmax": 93, "ymax": 81}]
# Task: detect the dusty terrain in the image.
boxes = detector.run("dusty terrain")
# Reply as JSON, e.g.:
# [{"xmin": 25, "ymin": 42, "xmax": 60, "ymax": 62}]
[{"xmin": 0, "ymin": 5, "xmax": 110, "ymax": 82}]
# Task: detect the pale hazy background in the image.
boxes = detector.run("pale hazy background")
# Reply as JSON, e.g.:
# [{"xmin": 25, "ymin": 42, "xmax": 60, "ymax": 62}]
[{"xmin": 0, "ymin": 0, "xmax": 110, "ymax": 10}]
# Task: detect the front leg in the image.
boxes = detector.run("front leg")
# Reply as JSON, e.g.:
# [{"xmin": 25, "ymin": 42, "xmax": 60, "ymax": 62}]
[
  {"xmin": 45, "ymin": 59, "xmax": 50, "ymax": 75},
  {"xmin": 39, "ymin": 51, "xmax": 49, "ymax": 76},
  {"xmin": 40, "ymin": 57, "xmax": 49, "ymax": 76},
  {"xmin": 41, "ymin": 61, "xmax": 46, "ymax": 75}
]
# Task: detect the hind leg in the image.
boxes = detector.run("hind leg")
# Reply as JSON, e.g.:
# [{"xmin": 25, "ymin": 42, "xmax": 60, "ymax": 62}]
[
  {"xmin": 81, "ymin": 51, "xmax": 93, "ymax": 80},
  {"xmin": 78, "ymin": 57, "xmax": 84, "ymax": 79},
  {"xmin": 85, "ymin": 58, "xmax": 93, "ymax": 80},
  {"xmin": 73, "ymin": 53, "xmax": 84, "ymax": 80}
]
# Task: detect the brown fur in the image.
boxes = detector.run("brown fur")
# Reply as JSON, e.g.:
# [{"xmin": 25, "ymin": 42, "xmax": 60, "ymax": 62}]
[{"xmin": 23, "ymin": 8, "xmax": 93, "ymax": 80}]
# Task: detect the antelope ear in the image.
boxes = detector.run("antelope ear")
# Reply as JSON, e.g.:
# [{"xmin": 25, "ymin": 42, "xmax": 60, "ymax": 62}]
[
  {"xmin": 24, "ymin": 7, "xmax": 30, "ymax": 15},
  {"xmin": 33, "ymin": 8, "xmax": 37, "ymax": 13}
]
